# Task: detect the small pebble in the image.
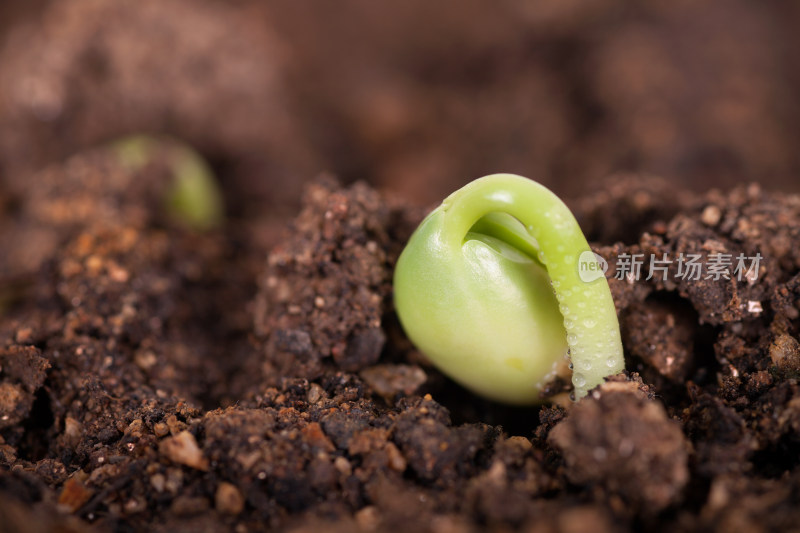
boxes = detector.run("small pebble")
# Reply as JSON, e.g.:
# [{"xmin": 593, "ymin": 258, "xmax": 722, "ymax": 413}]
[
  {"xmin": 701, "ymin": 205, "xmax": 722, "ymax": 226},
  {"xmin": 334, "ymin": 456, "xmax": 352, "ymax": 476},
  {"xmin": 215, "ymin": 482, "xmax": 245, "ymax": 515},
  {"xmin": 355, "ymin": 506, "xmax": 380, "ymax": 531},
  {"xmin": 770, "ymin": 334, "xmax": 800, "ymax": 372},
  {"xmin": 153, "ymin": 422, "xmax": 169, "ymax": 438},
  {"xmin": 159, "ymin": 430, "xmax": 209, "ymax": 471}
]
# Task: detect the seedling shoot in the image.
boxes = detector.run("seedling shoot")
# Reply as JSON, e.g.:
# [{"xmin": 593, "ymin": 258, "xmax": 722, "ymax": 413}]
[{"xmin": 394, "ymin": 174, "xmax": 624, "ymax": 403}]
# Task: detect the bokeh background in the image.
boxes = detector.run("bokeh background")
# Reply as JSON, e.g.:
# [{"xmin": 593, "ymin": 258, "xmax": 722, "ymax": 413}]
[{"xmin": 1, "ymin": 0, "xmax": 798, "ymax": 217}]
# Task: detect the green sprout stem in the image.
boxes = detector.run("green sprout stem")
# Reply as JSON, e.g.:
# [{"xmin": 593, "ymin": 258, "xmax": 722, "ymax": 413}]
[
  {"xmin": 114, "ymin": 134, "xmax": 224, "ymax": 230},
  {"xmin": 394, "ymin": 173, "xmax": 624, "ymax": 402}
]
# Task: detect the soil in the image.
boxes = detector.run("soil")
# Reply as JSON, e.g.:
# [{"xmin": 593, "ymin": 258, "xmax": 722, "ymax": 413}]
[
  {"xmin": 1, "ymin": 150, "xmax": 799, "ymax": 532},
  {"xmin": 2, "ymin": 1, "xmax": 800, "ymax": 532}
]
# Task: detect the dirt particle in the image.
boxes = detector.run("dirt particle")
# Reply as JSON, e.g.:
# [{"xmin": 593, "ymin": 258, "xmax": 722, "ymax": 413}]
[
  {"xmin": 360, "ymin": 364, "xmax": 427, "ymax": 401},
  {"xmin": 334, "ymin": 456, "xmax": 352, "ymax": 476},
  {"xmin": 123, "ymin": 498, "xmax": 145, "ymax": 514},
  {"xmin": 702, "ymin": 205, "xmax": 722, "ymax": 226},
  {"xmin": 150, "ymin": 473, "xmax": 166, "ymax": 493},
  {"xmin": 0, "ymin": 346, "xmax": 49, "ymax": 429},
  {"xmin": 355, "ymin": 506, "xmax": 381, "ymax": 531},
  {"xmin": 621, "ymin": 301, "xmax": 693, "ymax": 382},
  {"xmin": 63, "ymin": 416, "xmax": 83, "ymax": 448},
  {"xmin": 153, "ymin": 422, "xmax": 170, "ymax": 438},
  {"xmin": 385, "ymin": 442, "xmax": 407, "ymax": 472},
  {"xmin": 307, "ymin": 383, "xmax": 325, "ymax": 404},
  {"xmin": 171, "ymin": 495, "xmax": 209, "ymax": 516},
  {"xmin": 549, "ymin": 379, "xmax": 689, "ymax": 512},
  {"xmin": 134, "ymin": 350, "xmax": 158, "ymax": 371},
  {"xmin": 159, "ymin": 430, "xmax": 209, "ymax": 471},
  {"xmin": 14, "ymin": 328, "xmax": 33, "ymax": 344},
  {"xmin": 0, "ymin": 383, "xmax": 24, "ymax": 428},
  {"xmin": 336, "ymin": 327, "xmax": 385, "ymax": 372},
  {"xmin": 165, "ymin": 415, "xmax": 186, "ymax": 435},
  {"xmin": 215, "ymin": 482, "xmax": 245, "ymax": 515},
  {"xmin": 57, "ymin": 477, "xmax": 93, "ymax": 513},
  {"xmin": 769, "ymin": 334, "xmax": 800, "ymax": 373}
]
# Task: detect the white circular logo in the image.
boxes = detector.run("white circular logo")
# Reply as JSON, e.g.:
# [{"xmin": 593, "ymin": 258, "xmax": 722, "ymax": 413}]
[{"xmin": 578, "ymin": 251, "xmax": 608, "ymax": 283}]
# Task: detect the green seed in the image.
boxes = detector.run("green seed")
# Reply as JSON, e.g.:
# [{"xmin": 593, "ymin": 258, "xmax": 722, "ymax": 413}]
[{"xmin": 393, "ymin": 174, "xmax": 624, "ymax": 403}]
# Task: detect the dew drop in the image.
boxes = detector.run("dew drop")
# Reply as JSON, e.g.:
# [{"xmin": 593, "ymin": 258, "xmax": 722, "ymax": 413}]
[
  {"xmin": 583, "ymin": 289, "xmax": 592, "ymax": 298},
  {"xmin": 606, "ymin": 357, "xmax": 617, "ymax": 368},
  {"xmin": 564, "ymin": 319, "xmax": 575, "ymax": 328},
  {"xmin": 538, "ymin": 250, "xmax": 547, "ymax": 263},
  {"xmin": 583, "ymin": 318, "xmax": 597, "ymax": 328},
  {"xmin": 567, "ymin": 333, "xmax": 578, "ymax": 344},
  {"xmin": 581, "ymin": 360, "xmax": 592, "ymax": 371},
  {"xmin": 569, "ymin": 392, "xmax": 576, "ymax": 401},
  {"xmin": 568, "ymin": 362, "xmax": 573, "ymax": 370},
  {"xmin": 564, "ymin": 255, "xmax": 575, "ymax": 265},
  {"xmin": 551, "ymin": 280, "xmax": 561, "ymax": 289},
  {"xmin": 574, "ymin": 373, "xmax": 586, "ymax": 387}
]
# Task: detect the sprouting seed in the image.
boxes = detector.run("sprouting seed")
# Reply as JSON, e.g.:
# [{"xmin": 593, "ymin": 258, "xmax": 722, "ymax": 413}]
[{"xmin": 393, "ymin": 174, "xmax": 624, "ymax": 403}]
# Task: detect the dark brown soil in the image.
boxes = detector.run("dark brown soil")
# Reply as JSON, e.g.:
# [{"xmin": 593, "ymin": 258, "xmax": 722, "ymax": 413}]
[
  {"xmin": 1, "ymin": 147, "xmax": 800, "ymax": 531},
  {"xmin": 2, "ymin": 0, "xmax": 800, "ymax": 211},
  {"xmin": 2, "ymin": 1, "xmax": 800, "ymax": 532}
]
